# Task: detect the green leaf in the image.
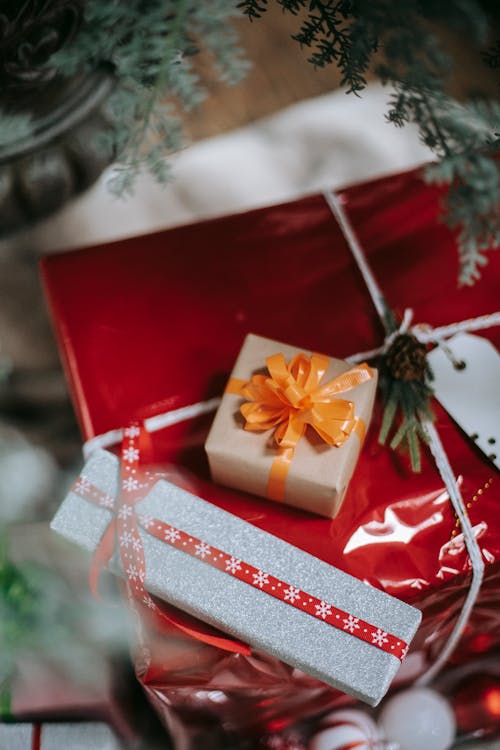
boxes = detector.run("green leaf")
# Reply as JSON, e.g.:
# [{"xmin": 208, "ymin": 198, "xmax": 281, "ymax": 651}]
[
  {"xmin": 379, "ymin": 386, "xmax": 397, "ymax": 445},
  {"xmin": 389, "ymin": 417, "xmax": 409, "ymax": 450},
  {"xmin": 408, "ymin": 423, "xmax": 422, "ymax": 473}
]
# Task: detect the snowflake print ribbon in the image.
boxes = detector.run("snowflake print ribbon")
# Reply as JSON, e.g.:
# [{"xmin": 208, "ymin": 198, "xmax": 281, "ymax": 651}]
[
  {"xmin": 73, "ymin": 424, "xmax": 409, "ymax": 662},
  {"xmin": 85, "ymin": 424, "xmax": 250, "ymax": 656},
  {"xmin": 225, "ymin": 353, "xmax": 373, "ymax": 502}
]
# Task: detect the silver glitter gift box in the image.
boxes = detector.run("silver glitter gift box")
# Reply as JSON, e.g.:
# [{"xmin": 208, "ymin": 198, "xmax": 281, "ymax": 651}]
[
  {"xmin": 0, "ymin": 722, "xmax": 122, "ymax": 750},
  {"xmin": 51, "ymin": 450, "xmax": 421, "ymax": 706}
]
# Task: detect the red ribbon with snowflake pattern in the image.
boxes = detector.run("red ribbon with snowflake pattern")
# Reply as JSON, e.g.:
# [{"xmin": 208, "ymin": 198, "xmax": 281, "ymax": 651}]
[
  {"xmin": 82, "ymin": 423, "xmax": 250, "ymax": 655},
  {"xmin": 73, "ymin": 424, "xmax": 408, "ymax": 661}
]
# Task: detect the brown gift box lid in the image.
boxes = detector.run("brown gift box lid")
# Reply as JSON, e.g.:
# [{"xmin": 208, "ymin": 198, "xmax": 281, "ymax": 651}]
[{"xmin": 205, "ymin": 333, "xmax": 377, "ymax": 518}]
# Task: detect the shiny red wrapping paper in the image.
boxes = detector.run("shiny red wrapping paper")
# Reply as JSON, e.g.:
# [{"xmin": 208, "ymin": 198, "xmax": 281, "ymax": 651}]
[{"xmin": 41, "ymin": 167, "xmax": 500, "ymax": 742}]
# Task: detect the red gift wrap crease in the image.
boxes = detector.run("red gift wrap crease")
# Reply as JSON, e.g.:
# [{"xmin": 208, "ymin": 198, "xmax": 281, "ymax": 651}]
[{"xmin": 41, "ymin": 167, "xmax": 500, "ymax": 740}]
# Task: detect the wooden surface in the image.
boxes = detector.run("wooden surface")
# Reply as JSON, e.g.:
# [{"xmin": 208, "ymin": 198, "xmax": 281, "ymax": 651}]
[
  {"xmin": 185, "ymin": 5, "xmax": 345, "ymax": 140},
  {"xmin": 185, "ymin": 6, "xmax": 499, "ymax": 142}
]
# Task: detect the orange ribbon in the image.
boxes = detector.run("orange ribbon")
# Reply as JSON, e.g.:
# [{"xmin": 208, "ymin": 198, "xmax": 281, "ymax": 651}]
[{"xmin": 226, "ymin": 353, "xmax": 374, "ymax": 502}]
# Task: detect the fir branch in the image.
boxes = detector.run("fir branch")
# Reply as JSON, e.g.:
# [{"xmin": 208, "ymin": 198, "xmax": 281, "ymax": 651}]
[
  {"xmin": 192, "ymin": 2, "xmax": 251, "ymax": 85},
  {"xmin": 378, "ymin": 366, "xmax": 434, "ymax": 473},
  {"xmin": 239, "ymin": 0, "xmax": 499, "ymax": 283},
  {"xmin": 238, "ymin": 0, "xmax": 269, "ymax": 19},
  {"xmin": 48, "ymin": 0, "xmax": 248, "ymax": 194},
  {"xmin": 376, "ymin": 320, "xmax": 434, "ymax": 472},
  {"xmin": 423, "ymin": 98, "xmax": 500, "ymax": 283},
  {"xmin": 279, "ymin": 0, "xmax": 371, "ymax": 94}
]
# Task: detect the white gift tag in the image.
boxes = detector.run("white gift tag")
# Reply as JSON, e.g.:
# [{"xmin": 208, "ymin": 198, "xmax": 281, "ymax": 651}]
[{"xmin": 427, "ymin": 333, "xmax": 500, "ymax": 470}]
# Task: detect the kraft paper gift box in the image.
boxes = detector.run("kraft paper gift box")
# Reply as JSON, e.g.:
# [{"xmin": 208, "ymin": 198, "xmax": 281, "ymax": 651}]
[
  {"xmin": 205, "ymin": 333, "xmax": 378, "ymax": 518},
  {"xmin": 51, "ymin": 449, "xmax": 421, "ymax": 706}
]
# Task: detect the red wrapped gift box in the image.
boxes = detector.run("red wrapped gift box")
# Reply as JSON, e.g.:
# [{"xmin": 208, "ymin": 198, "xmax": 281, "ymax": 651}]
[{"xmin": 41, "ymin": 167, "xmax": 500, "ymax": 738}]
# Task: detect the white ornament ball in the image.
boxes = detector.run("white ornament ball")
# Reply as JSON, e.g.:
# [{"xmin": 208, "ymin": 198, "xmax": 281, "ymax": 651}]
[
  {"xmin": 378, "ymin": 688, "xmax": 456, "ymax": 750},
  {"xmin": 309, "ymin": 709, "xmax": 382, "ymax": 750}
]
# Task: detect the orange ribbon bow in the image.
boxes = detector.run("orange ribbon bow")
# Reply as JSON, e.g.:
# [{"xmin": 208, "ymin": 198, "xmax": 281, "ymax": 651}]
[{"xmin": 226, "ymin": 352, "xmax": 374, "ymax": 502}]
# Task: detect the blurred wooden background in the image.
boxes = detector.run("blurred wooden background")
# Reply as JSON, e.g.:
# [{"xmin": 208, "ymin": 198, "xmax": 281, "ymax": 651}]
[{"xmin": 185, "ymin": 4, "xmax": 499, "ymax": 141}]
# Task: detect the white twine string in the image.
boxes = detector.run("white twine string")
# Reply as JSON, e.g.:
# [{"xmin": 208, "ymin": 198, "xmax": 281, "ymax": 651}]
[
  {"xmin": 82, "ymin": 188, "xmax": 497, "ymax": 684},
  {"xmin": 346, "ymin": 309, "xmax": 500, "ymax": 364},
  {"xmin": 416, "ymin": 417, "xmax": 485, "ymax": 684},
  {"xmin": 323, "ymin": 189, "xmax": 389, "ymax": 327},
  {"xmin": 83, "ymin": 397, "xmax": 222, "ymax": 460},
  {"xmin": 415, "ymin": 312, "xmax": 500, "ymax": 343},
  {"xmin": 346, "ymin": 309, "xmax": 415, "ymax": 364},
  {"xmin": 323, "ymin": 188, "xmax": 492, "ymax": 684}
]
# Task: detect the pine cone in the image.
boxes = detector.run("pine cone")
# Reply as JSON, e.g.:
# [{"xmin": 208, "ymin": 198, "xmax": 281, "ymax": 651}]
[
  {"xmin": 0, "ymin": 0, "xmax": 83, "ymax": 93},
  {"xmin": 385, "ymin": 333, "xmax": 428, "ymax": 382}
]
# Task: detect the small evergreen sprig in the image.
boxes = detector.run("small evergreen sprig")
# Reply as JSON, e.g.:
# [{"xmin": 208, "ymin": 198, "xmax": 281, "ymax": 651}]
[
  {"xmin": 377, "ymin": 329, "xmax": 434, "ymax": 472},
  {"xmin": 378, "ymin": 376, "xmax": 433, "ymax": 473},
  {"xmin": 390, "ymin": 91, "xmax": 500, "ymax": 284},
  {"xmin": 240, "ymin": 0, "xmax": 500, "ymax": 284},
  {"xmin": 48, "ymin": 0, "xmax": 250, "ymax": 195},
  {"xmin": 352, "ymin": 305, "xmax": 435, "ymax": 473}
]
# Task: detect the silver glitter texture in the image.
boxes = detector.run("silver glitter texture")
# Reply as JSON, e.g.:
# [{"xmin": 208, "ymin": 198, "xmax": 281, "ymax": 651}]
[
  {"xmin": 0, "ymin": 723, "xmax": 121, "ymax": 750},
  {"xmin": 40, "ymin": 723, "xmax": 121, "ymax": 750},
  {"xmin": 52, "ymin": 450, "xmax": 421, "ymax": 706}
]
